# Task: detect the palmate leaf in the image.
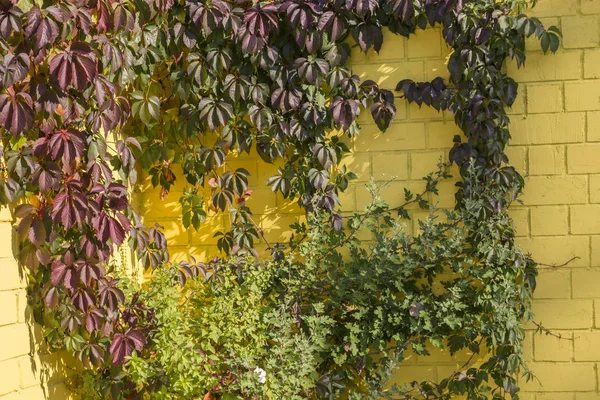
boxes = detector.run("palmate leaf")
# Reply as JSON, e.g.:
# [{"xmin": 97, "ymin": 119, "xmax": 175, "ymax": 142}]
[
  {"xmin": 49, "ymin": 42, "xmax": 98, "ymax": 91},
  {"xmin": 109, "ymin": 329, "xmax": 146, "ymax": 365},
  {"xmin": 329, "ymin": 97, "xmax": 359, "ymax": 131},
  {"xmin": 51, "ymin": 177, "xmax": 88, "ymax": 229},
  {"xmin": 198, "ymin": 98, "xmax": 233, "ymax": 130},
  {"xmin": 0, "ymin": 87, "xmax": 34, "ymax": 135},
  {"xmin": 0, "ymin": 3, "xmax": 22, "ymax": 39},
  {"xmin": 354, "ymin": 23, "xmax": 384, "ymax": 53},
  {"xmin": 318, "ymin": 12, "xmax": 346, "ymax": 42},
  {"xmin": 0, "ymin": 53, "xmax": 30, "ymax": 88},
  {"xmin": 386, "ymin": 0, "xmax": 415, "ymax": 21},
  {"xmin": 131, "ymin": 92, "xmax": 160, "ymax": 126},
  {"xmin": 25, "ymin": 5, "xmax": 63, "ymax": 52}
]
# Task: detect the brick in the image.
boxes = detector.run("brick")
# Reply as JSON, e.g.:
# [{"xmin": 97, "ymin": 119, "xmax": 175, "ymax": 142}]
[
  {"xmin": 189, "ymin": 214, "xmax": 227, "ymax": 246},
  {"xmin": 571, "ymin": 205, "xmax": 600, "ymax": 234},
  {"xmin": 407, "ymin": 28, "xmax": 441, "ymax": 59},
  {"xmin": 372, "ymin": 153, "xmax": 408, "ymax": 180},
  {"xmin": 0, "ymin": 224, "xmax": 16, "ymax": 258},
  {"xmin": 574, "ymin": 332, "xmax": 600, "ymax": 361},
  {"xmin": 529, "ymin": 0, "xmax": 578, "ymax": 17},
  {"xmin": 577, "ymin": 394, "xmax": 600, "ymax": 400},
  {"xmin": 529, "ymin": 146, "xmax": 564, "ymax": 175},
  {"xmin": 506, "ymin": 51, "xmax": 582, "ymax": 82},
  {"xmin": 533, "ymin": 269, "xmax": 571, "ymax": 299},
  {"xmin": 505, "ymin": 146, "xmax": 527, "ymax": 173},
  {"xmin": 568, "ymin": 144, "xmax": 600, "ymax": 173},
  {"xmin": 530, "ymin": 206, "xmax": 568, "ymax": 236},
  {"xmin": 534, "ymin": 330, "xmax": 572, "ymax": 361},
  {"xmin": 521, "ymin": 176, "xmax": 587, "ymax": 205},
  {"xmin": 562, "ymin": 16, "xmax": 599, "ymax": 49},
  {"xmin": 18, "ymin": 355, "xmax": 41, "ymax": 389},
  {"xmin": 427, "ymin": 121, "xmax": 458, "ymax": 149},
  {"xmin": 354, "ymin": 123, "xmax": 427, "ymax": 152},
  {"xmin": 341, "ymin": 153, "xmax": 372, "ymax": 182},
  {"xmin": 276, "ymin": 193, "xmax": 304, "ymax": 215},
  {"xmin": 510, "ymin": 113, "xmax": 584, "ymax": 145},
  {"xmin": 588, "ymin": 112, "xmax": 600, "ymax": 142},
  {"xmin": 0, "ymin": 207, "xmax": 12, "ymax": 222},
  {"xmin": 0, "ymin": 324, "xmax": 31, "ymax": 361},
  {"xmin": 433, "ymin": 179, "xmax": 459, "ymax": 209},
  {"xmin": 408, "ymin": 103, "xmax": 443, "ymax": 120},
  {"xmin": 410, "ymin": 151, "xmax": 445, "ymax": 180},
  {"xmin": 337, "ymin": 185, "xmax": 355, "ymax": 212},
  {"xmin": 0, "ymin": 291, "xmax": 18, "ymax": 326},
  {"xmin": 243, "ymin": 187, "xmax": 278, "ymax": 214},
  {"xmin": 531, "ymin": 300, "xmax": 593, "ymax": 329},
  {"xmin": 591, "ymin": 175, "xmax": 600, "ymax": 203},
  {"xmin": 573, "ymin": 270, "xmax": 600, "ymax": 298},
  {"xmin": 582, "ymin": 0, "xmax": 600, "ymax": 14},
  {"xmin": 259, "ymin": 214, "xmax": 305, "ymax": 243},
  {"xmin": 527, "ymin": 83, "xmax": 563, "ymax": 113},
  {"xmin": 425, "ymin": 59, "xmax": 448, "ymax": 81},
  {"xmin": 522, "ymin": 363, "xmax": 595, "ymax": 391},
  {"xmin": 566, "ymin": 81, "xmax": 600, "ymax": 111},
  {"xmin": 0, "ymin": 258, "xmax": 25, "ymax": 291},
  {"xmin": 584, "ymin": 50, "xmax": 600, "ymax": 79},
  {"xmin": 0, "ymin": 359, "xmax": 20, "ymax": 395},
  {"xmin": 517, "ymin": 236, "xmax": 589, "ymax": 267},
  {"xmin": 352, "ymin": 61, "xmax": 425, "ymax": 91},
  {"xmin": 509, "ymin": 208, "xmax": 530, "ymax": 237},
  {"xmin": 142, "ymin": 191, "xmax": 183, "ymax": 219},
  {"xmin": 592, "ymin": 236, "xmax": 600, "ymax": 266}
]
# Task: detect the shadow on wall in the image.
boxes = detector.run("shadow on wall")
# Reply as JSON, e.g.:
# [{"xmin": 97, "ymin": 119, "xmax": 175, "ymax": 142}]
[{"xmin": 0, "ymin": 207, "xmax": 78, "ymax": 399}]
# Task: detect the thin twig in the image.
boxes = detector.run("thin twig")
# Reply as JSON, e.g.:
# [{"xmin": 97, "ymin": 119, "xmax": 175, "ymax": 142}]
[
  {"xmin": 532, "ymin": 321, "xmax": 578, "ymax": 341},
  {"xmin": 537, "ymin": 256, "xmax": 580, "ymax": 268}
]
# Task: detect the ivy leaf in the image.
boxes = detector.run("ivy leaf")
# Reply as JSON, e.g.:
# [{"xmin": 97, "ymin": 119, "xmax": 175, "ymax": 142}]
[
  {"xmin": 354, "ymin": 23, "xmax": 383, "ymax": 53},
  {"xmin": 0, "ymin": 87, "xmax": 34, "ymax": 135},
  {"xmin": 308, "ymin": 168, "xmax": 329, "ymax": 190},
  {"xmin": 329, "ymin": 97, "xmax": 359, "ymax": 131},
  {"xmin": 26, "ymin": 6, "xmax": 60, "ymax": 51},
  {"xmin": 267, "ymin": 173, "xmax": 291, "ymax": 197},
  {"xmin": 49, "ymin": 42, "xmax": 98, "ymax": 91},
  {"xmin": 198, "ymin": 98, "xmax": 233, "ymax": 130},
  {"xmin": 109, "ymin": 329, "xmax": 146, "ymax": 365},
  {"xmin": 0, "ymin": 53, "xmax": 30, "ymax": 88},
  {"xmin": 99, "ymin": 278, "xmax": 125, "ymax": 311},
  {"xmin": 318, "ymin": 12, "xmax": 345, "ymax": 42},
  {"xmin": 386, "ymin": 0, "xmax": 415, "ymax": 21},
  {"xmin": 131, "ymin": 92, "xmax": 161, "ymax": 126},
  {"xmin": 0, "ymin": 4, "xmax": 22, "ymax": 39}
]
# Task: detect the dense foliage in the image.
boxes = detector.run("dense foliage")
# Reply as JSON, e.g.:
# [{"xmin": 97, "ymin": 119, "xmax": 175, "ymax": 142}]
[{"xmin": 0, "ymin": 0, "xmax": 559, "ymax": 398}]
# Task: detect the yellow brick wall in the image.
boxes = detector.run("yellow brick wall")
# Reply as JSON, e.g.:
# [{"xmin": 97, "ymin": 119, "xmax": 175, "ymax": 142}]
[{"xmin": 2, "ymin": 0, "xmax": 600, "ymax": 398}]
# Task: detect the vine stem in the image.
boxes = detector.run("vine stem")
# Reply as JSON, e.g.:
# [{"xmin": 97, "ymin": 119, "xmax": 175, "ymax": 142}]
[
  {"xmin": 532, "ymin": 321, "xmax": 578, "ymax": 341},
  {"xmin": 537, "ymin": 256, "xmax": 580, "ymax": 268}
]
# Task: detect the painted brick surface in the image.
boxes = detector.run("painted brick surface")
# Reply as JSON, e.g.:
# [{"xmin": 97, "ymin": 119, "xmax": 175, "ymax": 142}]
[{"xmin": 3, "ymin": 0, "xmax": 600, "ymax": 398}]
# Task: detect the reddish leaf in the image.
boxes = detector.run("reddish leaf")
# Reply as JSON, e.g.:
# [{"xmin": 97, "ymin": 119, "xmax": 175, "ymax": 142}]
[
  {"xmin": 49, "ymin": 42, "xmax": 98, "ymax": 91},
  {"xmin": 28, "ymin": 218, "xmax": 46, "ymax": 247},
  {"xmin": 0, "ymin": 87, "xmax": 34, "ymax": 135},
  {"xmin": 109, "ymin": 329, "xmax": 146, "ymax": 365},
  {"xmin": 25, "ymin": 6, "xmax": 60, "ymax": 51},
  {"xmin": 45, "ymin": 286, "xmax": 59, "ymax": 308}
]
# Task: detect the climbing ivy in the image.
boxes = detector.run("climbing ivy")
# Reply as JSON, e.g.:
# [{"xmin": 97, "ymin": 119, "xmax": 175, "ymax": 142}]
[{"xmin": 0, "ymin": 0, "xmax": 559, "ymax": 398}]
